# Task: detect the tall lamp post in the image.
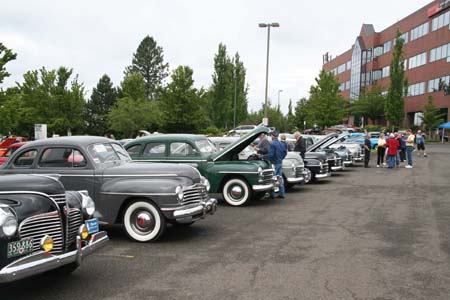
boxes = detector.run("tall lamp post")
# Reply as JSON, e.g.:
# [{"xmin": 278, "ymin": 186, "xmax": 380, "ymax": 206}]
[
  {"xmin": 259, "ymin": 22, "xmax": 280, "ymax": 124},
  {"xmin": 277, "ymin": 89, "xmax": 283, "ymax": 108}
]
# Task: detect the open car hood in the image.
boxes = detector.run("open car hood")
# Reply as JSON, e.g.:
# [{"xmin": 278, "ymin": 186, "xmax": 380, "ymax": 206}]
[
  {"xmin": 210, "ymin": 126, "xmax": 269, "ymax": 161},
  {"xmin": 306, "ymin": 133, "xmax": 339, "ymax": 152}
]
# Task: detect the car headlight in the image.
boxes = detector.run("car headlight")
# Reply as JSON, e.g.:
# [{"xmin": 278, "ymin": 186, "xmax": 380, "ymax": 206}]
[
  {"xmin": 0, "ymin": 207, "xmax": 18, "ymax": 237},
  {"xmin": 79, "ymin": 190, "xmax": 95, "ymax": 218},
  {"xmin": 203, "ymin": 178, "xmax": 211, "ymax": 192},
  {"xmin": 291, "ymin": 163, "xmax": 296, "ymax": 172},
  {"xmin": 175, "ymin": 186, "xmax": 184, "ymax": 201},
  {"xmin": 258, "ymin": 167, "xmax": 262, "ymax": 173}
]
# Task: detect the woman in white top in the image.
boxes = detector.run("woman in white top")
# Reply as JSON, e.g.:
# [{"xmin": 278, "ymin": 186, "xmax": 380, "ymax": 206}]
[{"xmin": 376, "ymin": 133, "xmax": 387, "ymax": 167}]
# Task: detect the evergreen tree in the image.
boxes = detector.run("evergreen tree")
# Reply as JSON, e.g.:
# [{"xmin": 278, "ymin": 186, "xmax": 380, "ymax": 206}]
[
  {"xmin": 386, "ymin": 30, "xmax": 408, "ymax": 129},
  {"xmin": 294, "ymin": 98, "xmax": 309, "ymax": 130},
  {"xmin": 307, "ymin": 69, "xmax": 347, "ymax": 129},
  {"xmin": 125, "ymin": 36, "xmax": 169, "ymax": 100},
  {"xmin": 420, "ymin": 95, "xmax": 446, "ymax": 138},
  {"xmin": 351, "ymin": 84, "xmax": 385, "ymax": 125},
  {"xmin": 108, "ymin": 72, "xmax": 160, "ymax": 138},
  {"xmin": 286, "ymin": 99, "xmax": 295, "ymax": 131},
  {"xmin": 0, "ymin": 42, "xmax": 17, "ymax": 84},
  {"xmin": 210, "ymin": 44, "xmax": 233, "ymax": 129},
  {"xmin": 86, "ymin": 74, "xmax": 118, "ymax": 136},
  {"xmin": 159, "ymin": 66, "xmax": 207, "ymax": 133},
  {"xmin": 233, "ymin": 53, "xmax": 248, "ymax": 126}
]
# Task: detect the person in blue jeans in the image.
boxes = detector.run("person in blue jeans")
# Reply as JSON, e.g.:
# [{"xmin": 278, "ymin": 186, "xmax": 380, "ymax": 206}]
[
  {"xmin": 405, "ymin": 129, "xmax": 415, "ymax": 168},
  {"xmin": 264, "ymin": 131, "xmax": 287, "ymax": 198}
]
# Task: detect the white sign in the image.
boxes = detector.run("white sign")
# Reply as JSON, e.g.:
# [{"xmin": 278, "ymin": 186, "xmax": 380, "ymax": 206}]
[
  {"xmin": 262, "ymin": 118, "xmax": 269, "ymax": 126},
  {"xmin": 34, "ymin": 124, "xmax": 47, "ymax": 140}
]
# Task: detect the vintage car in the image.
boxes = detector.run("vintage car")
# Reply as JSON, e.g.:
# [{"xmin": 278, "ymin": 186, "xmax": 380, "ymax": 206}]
[
  {"xmin": 314, "ymin": 133, "xmax": 355, "ymax": 167},
  {"xmin": 209, "ymin": 136, "xmax": 309, "ymax": 188},
  {"xmin": 0, "ymin": 136, "xmax": 217, "ymax": 242},
  {"xmin": 125, "ymin": 127, "xmax": 277, "ymax": 207},
  {"xmin": 0, "ymin": 137, "xmax": 26, "ymax": 157},
  {"xmin": 305, "ymin": 134, "xmax": 344, "ymax": 171},
  {"xmin": 0, "ymin": 174, "xmax": 108, "ymax": 283},
  {"xmin": 0, "ymin": 142, "xmax": 26, "ymax": 166},
  {"xmin": 326, "ymin": 133, "xmax": 364, "ymax": 163}
]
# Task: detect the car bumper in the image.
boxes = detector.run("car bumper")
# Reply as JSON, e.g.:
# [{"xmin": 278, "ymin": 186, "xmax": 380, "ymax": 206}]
[
  {"xmin": 286, "ymin": 176, "xmax": 305, "ymax": 183},
  {"xmin": 173, "ymin": 198, "xmax": 217, "ymax": 220},
  {"xmin": 354, "ymin": 157, "xmax": 364, "ymax": 162},
  {"xmin": 252, "ymin": 183, "xmax": 274, "ymax": 192},
  {"xmin": 343, "ymin": 160, "xmax": 353, "ymax": 166},
  {"xmin": 331, "ymin": 165, "xmax": 344, "ymax": 171},
  {"xmin": 0, "ymin": 231, "xmax": 109, "ymax": 283},
  {"xmin": 316, "ymin": 172, "xmax": 331, "ymax": 179}
]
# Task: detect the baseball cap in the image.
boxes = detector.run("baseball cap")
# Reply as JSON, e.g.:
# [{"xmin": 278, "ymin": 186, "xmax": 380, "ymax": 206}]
[{"xmin": 271, "ymin": 130, "xmax": 279, "ymax": 137}]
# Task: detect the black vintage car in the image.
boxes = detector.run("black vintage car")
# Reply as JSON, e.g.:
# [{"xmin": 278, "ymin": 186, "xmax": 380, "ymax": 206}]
[
  {"xmin": 0, "ymin": 174, "xmax": 108, "ymax": 283},
  {"xmin": 0, "ymin": 136, "xmax": 217, "ymax": 243}
]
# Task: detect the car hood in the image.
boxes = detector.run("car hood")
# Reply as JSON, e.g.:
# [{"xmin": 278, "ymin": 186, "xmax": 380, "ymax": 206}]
[
  {"xmin": 306, "ymin": 133, "xmax": 339, "ymax": 152},
  {"xmin": 285, "ymin": 152, "xmax": 304, "ymax": 167},
  {"xmin": 102, "ymin": 161, "xmax": 202, "ymax": 182},
  {"xmin": 304, "ymin": 152, "xmax": 328, "ymax": 161},
  {"xmin": 210, "ymin": 126, "xmax": 269, "ymax": 162}
]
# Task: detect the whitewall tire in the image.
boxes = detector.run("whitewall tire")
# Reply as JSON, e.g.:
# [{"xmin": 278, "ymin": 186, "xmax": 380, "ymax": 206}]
[
  {"xmin": 123, "ymin": 200, "xmax": 166, "ymax": 242},
  {"xmin": 222, "ymin": 178, "xmax": 251, "ymax": 207}
]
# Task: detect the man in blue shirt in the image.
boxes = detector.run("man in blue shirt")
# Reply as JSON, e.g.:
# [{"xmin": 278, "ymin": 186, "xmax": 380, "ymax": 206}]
[{"xmin": 264, "ymin": 131, "xmax": 287, "ymax": 199}]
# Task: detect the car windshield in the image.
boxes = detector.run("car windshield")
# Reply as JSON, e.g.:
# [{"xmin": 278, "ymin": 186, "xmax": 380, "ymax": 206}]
[
  {"xmin": 195, "ymin": 139, "xmax": 216, "ymax": 154},
  {"xmin": 87, "ymin": 142, "xmax": 131, "ymax": 164}
]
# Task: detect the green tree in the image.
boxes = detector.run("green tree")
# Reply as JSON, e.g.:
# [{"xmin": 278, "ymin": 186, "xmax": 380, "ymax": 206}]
[
  {"xmin": 0, "ymin": 42, "xmax": 17, "ymax": 84},
  {"xmin": 386, "ymin": 29, "xmax": 408, "ymax": 129},
  {"xmin": 420, "ymin": 95, "xmax": 446, "ymax": 138},
  {"xmin": 108, "ymin": 72, "xmax": 160, "ymax": 138},
  {"xmin": 286, "ymin": 99, "xmax": 295, "ymax": 131},
  {"xmin": 159, "ymin": 66, "xmax": 207, "ymax": 133},
  {"xmin": 17, "ymin": 67, "xmax": 85, "ymax": 137},
  {"xmin": 0, "ymin": 88, "xmax": 23, "ymax": 135},
  {"xmin": 125, "ymin": 36, "xmax": 169, "ymax": 100},
  {"xmin": 232, "ymin": 53, "xmax": 248, "ymax": 126},
  {"xmin": 246, "ymin": 101, "xmax": 287, "ymax": 132},
  {"xmin": 307, "ymin": 69, "xmax": 347, "ymax": 129},
  {"xmin": 86, "ymin": 74, "xmax": 118, "ymax": 135},
  {"xmin": 351, "ymin": 84, "xmax": 385, "ymax": 125},
  {"xmin": 293, "ymin": 98, "xmax": 310, "ymax": 130}
]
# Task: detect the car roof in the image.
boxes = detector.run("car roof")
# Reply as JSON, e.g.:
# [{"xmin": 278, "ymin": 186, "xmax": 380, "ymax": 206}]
[
  {"xmin": 22, "ymin": 136, "xmax": 114, "ymax": 148},
  {"xmin": 130, "ymin": 134, "xmax": 208, "ymax": 143}
]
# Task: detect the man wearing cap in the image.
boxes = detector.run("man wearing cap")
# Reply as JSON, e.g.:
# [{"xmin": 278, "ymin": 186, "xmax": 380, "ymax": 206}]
[{"xmin": 265, "ymin": 131, "xmax": 287, "ymax": 199}]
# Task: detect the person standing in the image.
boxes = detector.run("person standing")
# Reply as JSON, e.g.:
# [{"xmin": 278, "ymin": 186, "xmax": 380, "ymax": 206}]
[
  {"xmin": 280, "ymin": 134, "xmax": 293, "ymax": 151},
  {"xmin": 405, "ymin": 129, "xmax": 415, "ymax": 168},
  {"xmin": 385, "ymin": 133, "xmax": 400, "ymax": 169},
  {"xmin": 255, "ymin": 132, "xmax": 270, "ymax": 156},
  {"xmin": 376, "ymin": 133, "xmax": 386, "ymax": 167},
  {"xmin": 399, "ymin": 134, "xmax": 406, "ymax": 162},
  {"xmin": 265, "ymin": 131, "xmax": 287, "ymax": 199},
  {"xmin": 363, "ymin": 134, "xmax": 372, "ymax": 168},
  {"xmin": 416, "ymin": 130, "xmax": 426, "ymax": 157},
  {"xmin": 293, "ymin": 131, "xmax": 307, "ymax": 159}
]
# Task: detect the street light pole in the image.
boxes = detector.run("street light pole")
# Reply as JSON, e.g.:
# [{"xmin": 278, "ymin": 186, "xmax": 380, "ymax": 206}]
[
  {"xmin": 233, "ymin": 69, "xmax": 237, "ymax": 128},
  {"xmin": 277, "ymin": 89, "xmax": 283, "ymax": 108},
  {"xmin": 259, "ymin": 22, "xmax": 279, "ymax": 123}
]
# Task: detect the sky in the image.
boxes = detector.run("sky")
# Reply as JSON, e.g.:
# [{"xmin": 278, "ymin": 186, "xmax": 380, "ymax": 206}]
[{"xmin": 1, "ymin": 0, "xmax": 432, "ymax": 114}]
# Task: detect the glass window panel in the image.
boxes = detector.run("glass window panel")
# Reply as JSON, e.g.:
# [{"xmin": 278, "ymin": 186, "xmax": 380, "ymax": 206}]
[
  {"xmin": 438, "ymin": 14, "xmax": 444, "ymax": 28},
  {"xmin": 432, "ymin": 18, "xmax": 438, "ymax": 31},
  {"xmin": 423, "ymin": 22, "xmax": 429, "ymax": 35},
  {"xmin": 13, "ymin": 149, "xmax": 37, "ymax": 167},
  {"xmin": 436, "ymin": 47, "xmax": 442, "ymax": 60},
  {"xmin": 430, "ymin": 48, "xmax": 436, "ymax": 62},
  {"xmin": 445, "ymin": 11, "xmax": 450, "ymax": 26}
]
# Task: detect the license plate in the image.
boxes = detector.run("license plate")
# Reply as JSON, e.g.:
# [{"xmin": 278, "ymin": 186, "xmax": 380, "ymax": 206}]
[
  {"xmin": 7, "ymin": 238, "xmax": 34, "ymax": 258},
  {"xmin": 85, "ymin": 218, "xmax": 99, "ymax": 234}
]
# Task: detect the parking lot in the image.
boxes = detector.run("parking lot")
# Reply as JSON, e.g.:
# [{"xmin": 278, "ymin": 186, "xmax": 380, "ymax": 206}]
[{"xmin": 3, "ymin": 144, "xmax": 450, "ymax": 300}]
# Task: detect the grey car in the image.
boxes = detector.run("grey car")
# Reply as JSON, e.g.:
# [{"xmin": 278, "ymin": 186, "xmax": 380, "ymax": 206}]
[{"xmin": 0, "ymin": 136, "xmax": 217, "ymax": 243}]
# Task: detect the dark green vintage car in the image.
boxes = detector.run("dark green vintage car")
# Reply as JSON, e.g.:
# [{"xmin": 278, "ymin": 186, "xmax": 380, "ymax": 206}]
[{"xmin": 125, "ymin": 127, "xmax": 276, "ymax": 207}]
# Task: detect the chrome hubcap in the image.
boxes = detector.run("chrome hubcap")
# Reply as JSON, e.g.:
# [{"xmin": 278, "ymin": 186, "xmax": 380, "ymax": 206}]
[
  {"xmin": 230, "ymin": 186, "xmax": 243, "ymax": 198},
  {"xmin": 132, "ymin": 210, "xmax": 155, "ymax": 233}
]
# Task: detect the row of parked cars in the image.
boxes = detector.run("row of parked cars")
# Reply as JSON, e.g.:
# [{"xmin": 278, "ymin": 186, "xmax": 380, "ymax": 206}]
[{"xmin": 0, "ymin": 127, "xmax": 365, "ymax": 283}]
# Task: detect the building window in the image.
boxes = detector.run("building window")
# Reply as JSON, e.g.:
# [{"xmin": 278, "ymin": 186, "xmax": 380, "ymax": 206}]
[
  {"xmin": 345, "ymin": 80, "xmax": 350, "ymax": 90},
  {"xmin": 428, "ymin": 75, "xmax": 450, "ymax": 93},
  {"xmin": 408, "ymin": 52, "xmax": 427, "ymax": 69},
  {"xmin": 430, "ymin": 42, "xmax": 450, "ymax": 63},
  {"xmin": 350, "ymin": 38, "xmax": 363, "ymax": 100},
  {"xmin": 432, "ymin": 10, "xmax": 450, "ymax": 31},
  {"xmin": 373, "ymin": 46, "xmax": 383, "ymax": 58},
  {"xmin": 400, "ymin": 32, "xmax": 408, "ymax": 44},
  {"xmin": 346, "ymin": 60, "xmax": 351, "ymax": 70},
  {"xmin": 339, "ymin": 82, "xmax": 345, "ymax": 92},
  {"xmin": 410, "ymin": 22, "xmax": 429, "ymax": 41},
  {"xmin": 382, "ymin": 66, "xmax": 390, "ymax": 78},
  {"xmin": 407, "ymin": 82, "xmax": 425, "ymax": 97},
  {"xmin": 337, "ymin": 63, "xmax": 346, "ymax": 74},
  {"xmin": 383, "ymin": 40, "xmax": 391, "ymax": 53},
  {"xmin": 332, "ymin": 68, "xmax": 337, "ymax": 75},
  {"xmin": 372, "ymin": 70, "xmax": 382, "ymax": 81}
]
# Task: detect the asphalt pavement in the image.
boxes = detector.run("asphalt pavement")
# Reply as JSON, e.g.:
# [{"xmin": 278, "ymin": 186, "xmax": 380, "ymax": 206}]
[{"xmin": 2, "ymin": 144, "xmax": 450, "ymax": 300}]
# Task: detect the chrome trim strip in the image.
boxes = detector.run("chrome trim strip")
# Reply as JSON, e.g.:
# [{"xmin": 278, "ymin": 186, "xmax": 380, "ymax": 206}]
[
  {"xmin": 101, "ymin": 192, "xmax": 175, "ymax": 196},
  {"xmin": 252, "ymin": 183, "xmax": 273, "ymax": 192},
  {"xmin": 218, "ymin": 171, "xmax": 260, "ymax": 174},
  {"xmin": 136, "ymin": 159, "xmax": 208, "ymax": 163},
  {"xmin": 0, "ymin": 191, "xmax": 61, "ymax": 214},
  {"xmin": 35, "ymin": 174, "xmax": 179, "ymax": 178},
  {"xmin": 286, "ymin": 177, "xmax": 305, "ymax": 183}
]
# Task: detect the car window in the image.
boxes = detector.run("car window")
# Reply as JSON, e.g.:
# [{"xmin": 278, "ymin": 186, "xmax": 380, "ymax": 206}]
[
  {"xmin": 13, "ymin": 149, "xmax": 38, "ymax": 168},
  {"xmin": 143, "ymin": 143, "xmax": 166, "ymax": 157},
  {"xmin": 39, "ymin": 148, "xmax": 87, "ymax": 168},
  {"xmin": 87, "ymin": 143, "xmax": 120, "ymax": 164},
  {"xmin": 111, "ymin": 143, "xmax": 131, "ymax": 161},
  {"xmin": 195, "ymin": 139, "xmax": 215, "ymax": 154},
  {"xmin": 170, "ymin": 142, "xmax": 197, "ymax": 157},
  {"xmin": 126, "ymin": 144, "xmax": 141, "ymax": 157}
]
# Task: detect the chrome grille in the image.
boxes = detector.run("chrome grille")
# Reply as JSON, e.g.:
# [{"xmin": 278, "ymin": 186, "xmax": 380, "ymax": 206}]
[
  {"xmin": 19, "ymin": 211, "xmax": 64, "ymax": 254},
  {"xmin": 67, "ymin": 208, "xmax": 82, "ymax": 248},
  {"xmin": 49, "ymin": 194, "xmax": 66, "ymax": 205},
  {"xmin": 295, "ymin": 167, "xmax": 305, "ymax": 178},
  {"xmin": 261, "ymin": 169, "xmax": 274, "ymax": 184},
  {"xmin": 181, "ymin": 186, "xmax": 208, "ymax": 206},
  {"xmin": 320, "ymin": 163, "xmax": 329, "ymax": 173}
]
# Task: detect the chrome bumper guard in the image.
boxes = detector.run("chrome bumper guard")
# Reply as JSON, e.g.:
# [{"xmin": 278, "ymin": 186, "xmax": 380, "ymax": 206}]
[
  {"xmin": 286, "ymin": 176, "xmax": 305, "ymax": 183},
  {"xmin": 0, "ymin": 231, "xmax": 109, "ymax": 283},
  {"xmin": 316, "ymin": 172, "xmax": 331, "ymax": 179},
  {"xmin": 173, "ymin": 198, "xmax": 217, "ymax": 219},
  {"xmin": 252, "ymin": 183, "xmax": 274, "ymax": 192},
  {"xmin": 331, "ymin": 165, "xmax": 344, "ymax": 171},
  {"xmin": 343, "ymin": 160, "xmax": 353, "ymax": 166}
]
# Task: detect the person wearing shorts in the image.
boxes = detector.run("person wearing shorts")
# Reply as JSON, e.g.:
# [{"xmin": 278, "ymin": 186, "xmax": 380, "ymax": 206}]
[{"xmin": 416, "ymin": 130, "xmax": 426, "ymax": 157}]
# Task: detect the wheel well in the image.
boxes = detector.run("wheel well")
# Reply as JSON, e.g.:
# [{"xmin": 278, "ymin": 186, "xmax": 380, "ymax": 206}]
[{"xmin": 115, "ymin": 196, "xmax": 157, "ymax": 224}]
